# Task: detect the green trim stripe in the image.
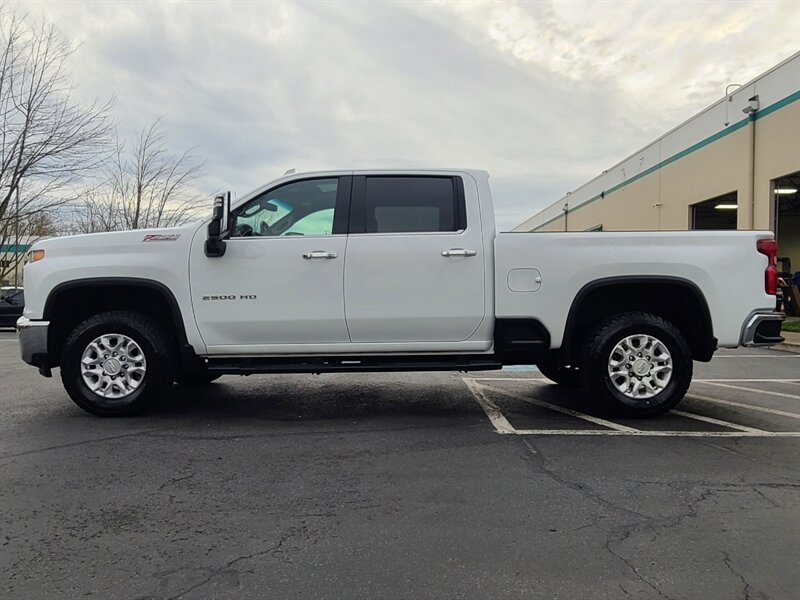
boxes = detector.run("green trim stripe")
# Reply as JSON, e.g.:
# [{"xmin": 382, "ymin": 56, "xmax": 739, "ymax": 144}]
[
  {"xmin": 532, "ymin": 90, "xmax": 800, "ymax": 230},
  {"xmin": 0, "ymin": 244, "xmax": 30, "ymax": 253}
]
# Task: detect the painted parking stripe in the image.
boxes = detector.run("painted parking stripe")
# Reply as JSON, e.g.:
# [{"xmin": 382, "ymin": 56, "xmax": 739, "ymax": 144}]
[
  {"xmin": 686, "ymin": 393, "xmax": 800, "ymax": 420},
  {"xmin": 470, "ymin": 377, "xmax": 800, "ymax": 383},
  {"xmin": 695, "ymin": 379, "xmax": 800, "ymax": 383},
  {"xmin": 478, "ymin": 383, "xmax": 640, "ymax": 433},
  {"xmin": 709, "ymin": 355, "xmax": 800, "ymax": 358},
  {"xmin": 469, "ymin": 377, "xmax": 548, "ymax": 382},
  {"xmin": 511, "ymin": 430, "xmax": 800, "ymax": 437},
  {"xmin": 670, "ymin": 409, "xmax": 766, "ymax": 433},
  {"xmin": 696, "ymin": 381, "xmax": 800, "ymax": 400},
  {"xmin": 462, "ymin": 378, "xmax": 516, "ymax": 434}
]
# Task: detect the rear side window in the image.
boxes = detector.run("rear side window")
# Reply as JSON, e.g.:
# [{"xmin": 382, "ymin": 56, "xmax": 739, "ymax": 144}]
[{"xmin": 361, "ymin": 176, "xmax": 464, "ymax": 233}]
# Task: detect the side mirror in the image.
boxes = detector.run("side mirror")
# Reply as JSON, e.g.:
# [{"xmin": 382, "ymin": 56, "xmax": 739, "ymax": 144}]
[{"xmin": 205, "ymin": 192, "xmax": 231, "ymax": 257}]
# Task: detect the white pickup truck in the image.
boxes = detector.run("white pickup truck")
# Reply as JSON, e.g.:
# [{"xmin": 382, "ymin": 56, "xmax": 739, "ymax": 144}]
[{"xmin": 17, "ymin": 169, "xmax": 784, "ymax": 417}]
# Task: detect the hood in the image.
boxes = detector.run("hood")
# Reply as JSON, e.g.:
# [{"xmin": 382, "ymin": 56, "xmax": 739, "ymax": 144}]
[{"xmin": 32, "ymin": 221, "xmax": 204, "ymax": 254}]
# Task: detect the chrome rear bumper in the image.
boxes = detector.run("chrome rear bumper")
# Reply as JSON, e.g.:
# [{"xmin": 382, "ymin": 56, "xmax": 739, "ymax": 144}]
[{"xmin": 741, "ymin": 312, "xmax": 785, "ymax": 347}]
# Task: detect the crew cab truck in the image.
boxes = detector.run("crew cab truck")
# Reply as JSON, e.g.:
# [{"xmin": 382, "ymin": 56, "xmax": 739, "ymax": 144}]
[{"xmin": 17, "ymin": 169, "xmax": 784, "ymax": 417}]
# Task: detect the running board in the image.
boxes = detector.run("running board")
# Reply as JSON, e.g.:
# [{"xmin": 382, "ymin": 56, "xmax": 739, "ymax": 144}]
[{"xmin": 205, "ymin": 355, "xmax": 503, "ymax": 375}]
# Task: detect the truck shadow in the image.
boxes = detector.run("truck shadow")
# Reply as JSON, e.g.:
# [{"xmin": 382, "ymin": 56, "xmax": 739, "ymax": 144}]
[
  {"xmin": 147, "ymin": 374, "xmax": 619, "ymax": 424},
  {"xmin": 151, "ymin": 374, "xmax": 491, "ymax": 423}
]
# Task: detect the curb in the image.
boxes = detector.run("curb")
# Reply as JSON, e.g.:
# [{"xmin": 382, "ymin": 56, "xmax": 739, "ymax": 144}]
[
  {"xmin": 772, "ymin": 330, "xmax": 800, "ymax": 353},
  {"xmin": 771, "ymin": 342, "xmax": 800, "ymax": 354}
]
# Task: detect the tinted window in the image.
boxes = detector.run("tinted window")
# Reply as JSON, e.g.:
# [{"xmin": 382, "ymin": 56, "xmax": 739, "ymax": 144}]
[
  {"xmin": 231, "ymin": 178, "xmax": 339, "ymax": 237},
  {"xmin": 364, "ymin": 177, "xmax": 459, "ymax": 233},
  {"xmin": 6, "ymin": 291, "xmax": 23, "ymax": 305}
]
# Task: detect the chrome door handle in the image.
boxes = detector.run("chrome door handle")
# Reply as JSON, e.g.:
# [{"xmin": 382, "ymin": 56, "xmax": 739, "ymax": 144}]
[
  {"xmin": 302, "ymin": 251, "xmax": 338, "ymax": 259},
  {"xmin": 441, "ymin": 248, "xmax": 477, "ymax": 257}
]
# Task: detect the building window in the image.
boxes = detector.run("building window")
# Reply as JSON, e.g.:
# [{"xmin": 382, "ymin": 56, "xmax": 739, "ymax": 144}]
[
  {"xmin": 773, "ymin": 172, "xmax": 799, "ymax": 277},
  {"xmin": 585, "ymin": 224, "xmax": 603, "ymax": 232},
  {"xmin": 691, "ymin": 192, "xmax": 737, "ymax": 230}
]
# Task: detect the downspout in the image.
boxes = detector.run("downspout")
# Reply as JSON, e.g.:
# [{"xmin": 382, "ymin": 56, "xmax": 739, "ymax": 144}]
[
  {"xmin": 743, "ymin": 95, "xmax": 759, "ymax": 230},
  {"xmin": 749, "ymin": 111, "xmax": 756, "ymax": 230}
]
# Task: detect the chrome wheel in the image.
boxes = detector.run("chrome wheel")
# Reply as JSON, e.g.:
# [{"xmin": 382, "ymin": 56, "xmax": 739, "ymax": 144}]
[
  {"xmin": 607, "ymin": 334, "xmax": 673, "ymax": 400},
  {"xmin": 80, "ymin": 333, "xmax": 147, "ymax": 399}
]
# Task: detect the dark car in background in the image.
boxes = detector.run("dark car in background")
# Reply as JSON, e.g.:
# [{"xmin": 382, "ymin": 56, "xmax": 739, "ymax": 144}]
[{"xmin": 0, "ymin": 290, "xmax": 24, "ymax": 327}]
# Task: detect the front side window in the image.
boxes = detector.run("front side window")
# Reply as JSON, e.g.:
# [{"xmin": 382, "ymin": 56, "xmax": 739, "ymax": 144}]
[
  {"xmin": 231, "ymin": 178, "xmax": 339, "ymax": 237},
  {"xmin": 363, "ymin": 176, "xmax": 461, "ymax": 233}
]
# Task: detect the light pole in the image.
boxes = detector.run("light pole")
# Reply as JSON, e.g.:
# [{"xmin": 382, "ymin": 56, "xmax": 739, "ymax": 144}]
[{"xmin": 13, "ymin": 186, "xmax": 20, "ymax": 287}]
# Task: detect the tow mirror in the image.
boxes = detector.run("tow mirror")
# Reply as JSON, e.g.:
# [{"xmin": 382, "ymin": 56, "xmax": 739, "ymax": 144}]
[{"xmin": 205, "ymin": 191, "xmax": 231, "ymax": 257}]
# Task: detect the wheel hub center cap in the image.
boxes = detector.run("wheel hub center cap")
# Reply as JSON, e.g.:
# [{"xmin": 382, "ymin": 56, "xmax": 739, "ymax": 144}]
[
  {"xmin": 102, "ymin": 358, "xmax": 122, "ymax": 376},
  {"xmin": 632, "ymin": 358, "xmax": 651, "ymax": 376}
]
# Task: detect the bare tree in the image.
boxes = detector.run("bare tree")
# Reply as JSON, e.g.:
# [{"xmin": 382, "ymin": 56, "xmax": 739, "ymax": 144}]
[
  {"xmin": 74, "ymin": 118, "xmax": 205, "ymax": 233},
  {"xmin": 0, "ymin": 7, "xmax": 113, "ymax": 282}
]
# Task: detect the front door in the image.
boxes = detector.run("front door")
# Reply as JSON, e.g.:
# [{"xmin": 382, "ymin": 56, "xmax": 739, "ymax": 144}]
[
  {"xmin": 344, "ymin": 174, "xmax": 486, "ymax": 343},
  {"xmin": 190, "ymin": 176, "xmax": 352, "ymax": 353}
]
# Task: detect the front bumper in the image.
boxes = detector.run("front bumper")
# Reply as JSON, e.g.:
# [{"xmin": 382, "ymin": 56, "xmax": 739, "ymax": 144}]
[
  {"xmin": 16, "ymin": 316, "xmax": 51, "ymax": 375},
  {"xmin": 741, "ymin": 311, "xmax": 785, "ymax": 347}
]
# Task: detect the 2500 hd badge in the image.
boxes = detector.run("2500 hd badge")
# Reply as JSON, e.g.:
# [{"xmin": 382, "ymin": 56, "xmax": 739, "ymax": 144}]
[{"xmin": 202, "ymin": 294, "xmax": 257, "ymax": 301}]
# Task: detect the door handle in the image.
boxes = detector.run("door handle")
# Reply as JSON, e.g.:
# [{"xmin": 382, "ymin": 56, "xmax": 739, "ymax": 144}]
[
  {"xmin": 302, "ymin": 251, "xmax": 338, "ymax": 259},
  {"xmin": 441, "ymin": 248, "xmax": 477, "ymax": 257}
]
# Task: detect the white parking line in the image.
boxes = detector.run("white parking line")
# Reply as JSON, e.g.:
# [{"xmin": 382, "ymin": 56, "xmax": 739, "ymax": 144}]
[
  {"xmin": 463, "ymin": 378, "xmax": 800, "ymax": 438},
  {"xmin": 670, "ymin": 410, "xmax": 766, "ymax": 433},
  {"xmin": 477, "ymin": 383, "xmax": 640, "ymax": 433},
  {"xmin": 462, "ymin": 378, "xmax": 516, "ymax": 434},
  {"xmin": 686, "ymin": 393, "xmax": 800, "ymax": 420},
  {"xmin": 710, "ymin": 354, "xmax": 800, "ymax": 358},
  {"xmin": 510, "ymin": 430, "xmax": 800, "ymax": 437},
  {"xmin": 470, "ymin": 377, "xmax": 800, "ymax": 384},
  {"xmin": 695, "ymin": 379, "xmax": 800, "ymax": 383},
  {"xmin": 469, "ymin": 377, "xmax": 548, "ymax": 382},
  {"xmin": 696, "ymin": 381, "xmax": 800, "ymax": 400}
]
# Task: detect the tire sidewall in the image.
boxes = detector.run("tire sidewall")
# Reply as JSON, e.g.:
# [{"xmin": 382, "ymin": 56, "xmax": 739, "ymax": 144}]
[
  {"xmin": 61, "ymin": 315, "xmax": 167, "ymax": 416},
  {"xmin": 583, "ymin": 316, "xmax": 692, "ymax": 415}
]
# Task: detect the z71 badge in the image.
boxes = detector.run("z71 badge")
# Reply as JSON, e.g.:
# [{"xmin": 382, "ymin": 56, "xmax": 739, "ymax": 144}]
[
  {"xmin": 202, "ymin": 294, "xmax": 257, "ymax": 301},
  {"xmin": 142, "ymin": 234, "xmax": 180, "ymax": 242}
]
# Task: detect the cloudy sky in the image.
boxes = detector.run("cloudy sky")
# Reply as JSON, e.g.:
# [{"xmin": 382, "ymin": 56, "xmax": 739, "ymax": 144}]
[{"xmin": 18, "ymin": 0, "xmax": 800, "ymax": 229}]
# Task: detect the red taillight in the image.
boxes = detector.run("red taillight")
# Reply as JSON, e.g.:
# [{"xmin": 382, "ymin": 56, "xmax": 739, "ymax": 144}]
[{"xmin": 756, "ymin": 239, "xmax": 778, "ymax": 295}]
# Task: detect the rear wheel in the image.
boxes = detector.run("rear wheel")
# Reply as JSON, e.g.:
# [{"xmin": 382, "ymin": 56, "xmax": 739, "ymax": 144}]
[
  {"xmin": 60, "ymin": 311, "xmax": 175, "ymax": 417},
  {"xmin": 535, "ymin": 359, "xmax": 582, "ymax": 387},
  {"xmin": 580, "ymin": 312, "xmax": 692, "ymax": 417}
]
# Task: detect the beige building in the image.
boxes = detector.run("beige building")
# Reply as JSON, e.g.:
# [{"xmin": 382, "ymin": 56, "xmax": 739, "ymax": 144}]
[{"xmin": 515, "ymin": 53, "xmax": 800, "ymax": 277}]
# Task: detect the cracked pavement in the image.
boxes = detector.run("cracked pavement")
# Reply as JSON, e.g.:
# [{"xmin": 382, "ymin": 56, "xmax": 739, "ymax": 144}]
[{"xmin": 1, "ymin": 332, "xmax": 798, "ymax": 599}]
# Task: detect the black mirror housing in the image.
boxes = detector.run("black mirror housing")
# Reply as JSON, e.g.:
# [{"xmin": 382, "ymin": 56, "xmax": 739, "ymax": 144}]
[{"xmin": 205, "ymin": 192, "xmax": 231, "ymax": 257}]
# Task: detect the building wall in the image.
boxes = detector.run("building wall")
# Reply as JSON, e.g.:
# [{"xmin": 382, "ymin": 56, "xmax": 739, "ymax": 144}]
[
  {"xmin": 518, "ymin": 53, "xmax": 800, "ymax": 234},
  {"xmin": 0, "ymin": 242, "xmax": 32, "ymax": 286}
]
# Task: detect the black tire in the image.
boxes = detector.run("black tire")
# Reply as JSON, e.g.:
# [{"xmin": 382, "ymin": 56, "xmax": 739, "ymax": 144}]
[
  {"xmin": 175, "ymin": 369, "xmax": 221, "ymax": 386},
  {"xmin": 580, "ymin": 312, "xmax": 692, "ymax": 417},
  {"xmin": 535, "ymin": 359, "xmax": 582, "ymax": 387},
  {"xmin": 60, "ymin": 311, "xmax": 175, "ymax": 417}
]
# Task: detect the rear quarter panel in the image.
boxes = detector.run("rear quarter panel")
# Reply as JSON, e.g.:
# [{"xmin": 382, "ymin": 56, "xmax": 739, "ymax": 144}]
[{"xmin": 494, "ymin": 230, "xmax": 776, "ymax": 348}]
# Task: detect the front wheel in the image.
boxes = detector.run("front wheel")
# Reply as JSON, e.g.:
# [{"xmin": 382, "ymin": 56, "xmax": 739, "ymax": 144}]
[
  {"xmin": 60, "ymin": 311, "xmax": 175, "ymax": 417},
  {"xmin": 580, "ymin": 312, "xmax": 692, "ymax": 417}
]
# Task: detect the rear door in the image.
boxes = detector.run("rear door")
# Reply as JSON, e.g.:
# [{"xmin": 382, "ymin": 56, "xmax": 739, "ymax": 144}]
[{"xmin": 344, "ymin": 173, "xmax": 486, "ymax": 343}]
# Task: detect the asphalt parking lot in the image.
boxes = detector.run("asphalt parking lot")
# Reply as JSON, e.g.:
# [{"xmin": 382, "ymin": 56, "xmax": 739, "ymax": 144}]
[{"xmin": 1, "ymin": 330, "xmax": 799, "ymax": 600}]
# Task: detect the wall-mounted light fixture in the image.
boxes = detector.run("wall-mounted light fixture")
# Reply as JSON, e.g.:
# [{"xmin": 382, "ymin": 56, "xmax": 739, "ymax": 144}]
[
  {"xmin": 724, "ymin": 83, "xmax": 742, "ymax": 126},
  {"xmin": 742, "ymin": 95, "xmax": 759, "ymax": 115}
]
